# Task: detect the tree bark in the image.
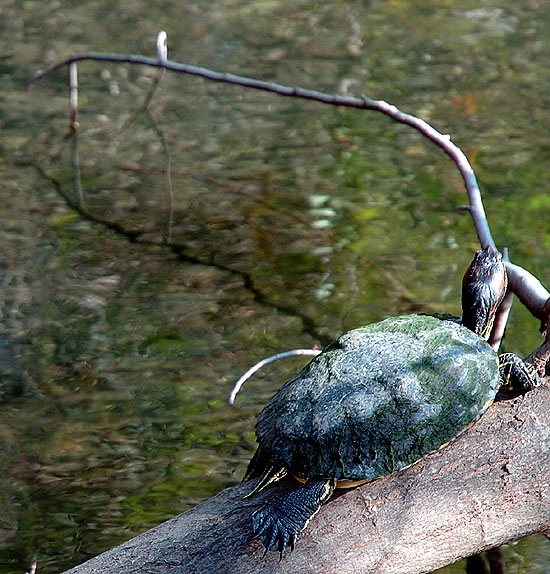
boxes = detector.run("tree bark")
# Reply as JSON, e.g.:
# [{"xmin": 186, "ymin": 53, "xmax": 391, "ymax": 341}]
[{"xmin": 62, "ymin": 380, "xmax": 550, "ymax": 574}]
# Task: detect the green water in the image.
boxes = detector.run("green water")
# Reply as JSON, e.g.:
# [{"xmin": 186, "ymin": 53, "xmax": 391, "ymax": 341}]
[{"xmin": 0, "ymin": 0, "xmax": 548, "ymax": 572}]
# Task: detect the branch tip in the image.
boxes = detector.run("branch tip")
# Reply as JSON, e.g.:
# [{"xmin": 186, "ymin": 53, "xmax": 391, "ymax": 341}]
[
  {"xmin": 157, "ymin": 31, "xmax": 168, "ymax": 62},
  {"xmin": 228, "ymin": 349, "xmax": 320, "ymax": 405}
]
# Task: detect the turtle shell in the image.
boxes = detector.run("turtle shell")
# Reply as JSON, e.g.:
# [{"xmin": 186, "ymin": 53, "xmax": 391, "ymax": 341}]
[{"xmin": 255, "ymin": 314, "xmax": 499, "ymax": 482}]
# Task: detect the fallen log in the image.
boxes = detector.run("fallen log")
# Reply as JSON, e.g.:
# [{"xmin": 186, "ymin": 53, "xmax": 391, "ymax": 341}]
[{"xmin": 61, "ymin": 377, "xmax": 549, "ymax": 574}]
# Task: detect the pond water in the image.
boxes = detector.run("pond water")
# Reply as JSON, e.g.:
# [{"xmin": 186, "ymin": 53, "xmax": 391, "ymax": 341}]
[{"xmin": 0, "ymin": 1, "xmax": 549, "ymax": 572}]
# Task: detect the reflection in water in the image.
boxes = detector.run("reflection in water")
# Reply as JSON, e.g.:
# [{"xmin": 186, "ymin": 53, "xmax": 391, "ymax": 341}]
[{"xmin": 0, "ymin": 1, "xmax": 548, "ymax": 572}]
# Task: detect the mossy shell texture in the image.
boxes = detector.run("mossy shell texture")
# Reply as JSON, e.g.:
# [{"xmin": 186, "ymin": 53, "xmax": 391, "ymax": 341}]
[{"xmin": 256, "ymin": 314, "xmax": 500, "ymax": 481}]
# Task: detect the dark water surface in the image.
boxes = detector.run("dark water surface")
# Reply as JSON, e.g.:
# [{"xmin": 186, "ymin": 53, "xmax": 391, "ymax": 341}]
[{"xmin": 1, "ymin": 1, "xmax": 549, "ymax": 572}]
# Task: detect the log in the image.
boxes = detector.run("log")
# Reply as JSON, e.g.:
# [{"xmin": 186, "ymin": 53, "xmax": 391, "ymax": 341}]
[{"xmin": 62, "ymin": 380, "xmax": 550, "ymax": 574}]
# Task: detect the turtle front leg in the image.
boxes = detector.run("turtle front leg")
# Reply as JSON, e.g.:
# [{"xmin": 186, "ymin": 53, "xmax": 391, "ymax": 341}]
[
  {"xmin": 498, "ymin": 353, "xmax": 541, "ymax": 393},
  {"xmin": 252, "ymin": 479, "xmax": 335, "ymax": 556}
]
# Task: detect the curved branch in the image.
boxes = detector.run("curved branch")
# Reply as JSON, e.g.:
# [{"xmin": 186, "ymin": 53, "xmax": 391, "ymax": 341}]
[
  {"xmin": 32, "ymin": 45, "xmax": 549, "ymax": 355},
  {"xmin": 506, "ymin": 262, "xmax": 550, "ymax": 326},
  {"xmin": 32, "ymin": 51, "xmax": 492, "ymax": 244},
  {"xmin": 228, "ymin": 349, "xmax": 321, "ymax": 405}
]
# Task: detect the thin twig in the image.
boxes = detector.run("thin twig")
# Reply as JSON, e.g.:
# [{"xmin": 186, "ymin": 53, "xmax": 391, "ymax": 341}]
[
  {"xmin": 228, "ymin": 349, "xmax": 321, "ymax": 405},
  {"xmin": 68, "ymin": 63, "xmax": 83, "ymax": 207},
  {"xmin": 114, "ymin": 33, "xmax": 173, "ymax": 242},
  {"xmin": 68, "ymin": 61, "xmax": 79, "ymax": 133},
  {"xmin": 25, "ymin": 557, "xmax": 37, "ymax": 574},
  {"xmin": 140, "ymin": 32, "xmax": 167, "ymax": 112}
]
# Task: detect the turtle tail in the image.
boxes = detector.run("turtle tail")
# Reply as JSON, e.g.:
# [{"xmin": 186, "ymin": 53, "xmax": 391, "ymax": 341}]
[
  {"xmin": 252, "ymin": 479, "xmax": 335, "ymax": 556},
  {"xmin": 243, "ymin": 447, "xmax": 272, "ymax": 481},
  {"xmin": 243, "ymin": 447, "xmax": 287, "ymax": 498}
]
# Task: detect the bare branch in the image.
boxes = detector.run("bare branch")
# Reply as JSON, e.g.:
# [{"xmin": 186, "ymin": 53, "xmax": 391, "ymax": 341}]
[
  {"xmin": 31, "ymin": 43, "xmax": 549, "ymax": 347},
  {"xmin": 506, "ymin": 262, "xmax": 550, "ymax": 325},
  {"xmin": 488, "ymin": 289, "xmax": 513, "ymax": 353},
  {"xmin": 60, "ymin": 382, "xmax": 550, "ymax": 574},
  {"xmin": 32, "ymin": 51, "xmax": 493, "ymax": 245}
]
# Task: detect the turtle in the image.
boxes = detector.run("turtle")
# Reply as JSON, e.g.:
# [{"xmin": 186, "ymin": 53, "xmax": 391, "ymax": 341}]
[{"xmin": 243, "ymin": 245, "xmax": 540, "ymax": 555}]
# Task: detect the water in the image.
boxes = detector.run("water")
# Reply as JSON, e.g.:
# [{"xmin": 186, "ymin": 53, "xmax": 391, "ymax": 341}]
[{"xmin": 0, "ymin": 0, "xmax": 548, "ymax": 572}]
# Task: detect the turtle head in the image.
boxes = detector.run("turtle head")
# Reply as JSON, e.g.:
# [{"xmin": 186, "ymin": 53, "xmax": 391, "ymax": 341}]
[{"xmin": 461, "ymin": 245, "xmax": 507, "ymax": 340}]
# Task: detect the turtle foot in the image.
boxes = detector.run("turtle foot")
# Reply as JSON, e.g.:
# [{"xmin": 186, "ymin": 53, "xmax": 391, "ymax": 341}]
[
  {"xmin": 251, "ymin": 479, "xmax": 334, "ymax": 556},
  {"xmin": 498, "ymin": 353, "xmax": 541, "ymax": 392},
  {"xmin": 252, "ymin": 502, "xmax": 300, "ymax": 556}
]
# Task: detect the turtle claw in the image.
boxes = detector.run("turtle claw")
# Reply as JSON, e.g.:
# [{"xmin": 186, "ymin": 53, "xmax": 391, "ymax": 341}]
[
  {"xmin": 251, "ymin": 480, "xmax": 334, "ymax": 556},
  {"xmin": 252, "ymin": 501, "xmax": 298, "ymax": 557},
  {"xmin": 498, "ymin": 352, "xmax": 541, "ymax": 392}
]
